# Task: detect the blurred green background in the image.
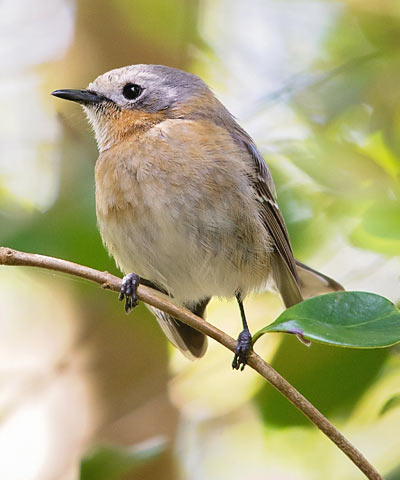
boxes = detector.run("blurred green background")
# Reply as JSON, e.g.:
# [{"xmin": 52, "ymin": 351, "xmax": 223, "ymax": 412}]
[{"xmin": 1, "ymin": 0, "xmax": 400, "ymax": 479}]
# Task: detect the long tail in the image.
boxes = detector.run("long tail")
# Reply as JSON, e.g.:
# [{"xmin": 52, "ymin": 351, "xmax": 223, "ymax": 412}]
[
  {"xmin": 273, "ymin": 255, "xmax": 344, "ymax": 308},
  {"xmin": 295, "ymin": 259, "xmax": 344, "ymax": 299},
  {"xmin": 147, "ymin": 297, "xmax": 210, "ymax": 360}
]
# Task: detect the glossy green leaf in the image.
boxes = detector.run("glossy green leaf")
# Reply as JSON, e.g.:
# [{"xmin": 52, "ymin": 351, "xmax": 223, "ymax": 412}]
[
  {"xmin": 80, "ymin": 437, "xmax": 166, "ymax": 480},
  {"xmin": 253, "ymin": 291, "xmax": 400, "ymax": 348}
]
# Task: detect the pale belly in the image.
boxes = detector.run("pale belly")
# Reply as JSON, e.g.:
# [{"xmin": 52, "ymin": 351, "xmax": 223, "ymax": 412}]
[
  {"xmin": 97, "ymin": 197, "xmax": 272, "ymax": 304},
  {"xmin": 94, "ymin": 122, "xmax": 274, "ymax": 304}
]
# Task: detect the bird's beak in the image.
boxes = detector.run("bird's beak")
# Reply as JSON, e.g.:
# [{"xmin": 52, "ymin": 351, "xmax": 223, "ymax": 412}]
[{"xmin": 51, "ymin": 89, "xmax": 107, "ymax": 105}]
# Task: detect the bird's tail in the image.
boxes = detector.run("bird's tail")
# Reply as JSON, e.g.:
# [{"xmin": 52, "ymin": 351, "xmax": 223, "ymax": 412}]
[
  {"xmin": 273, "ymin": 256, "xmax": 344, "ymax": 308},
  {"xmin": 147, "ymin": 298, "xmax": 210, "ymax": 360},
  {"xmin": 295, "ymin": 259, "xmax": 344, "ymax": 300}
]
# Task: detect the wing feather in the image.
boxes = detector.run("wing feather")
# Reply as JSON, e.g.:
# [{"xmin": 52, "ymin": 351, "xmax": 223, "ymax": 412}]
[{"xmin": 232, "ymin": 127, "xmax": 303, "ymax": 306}]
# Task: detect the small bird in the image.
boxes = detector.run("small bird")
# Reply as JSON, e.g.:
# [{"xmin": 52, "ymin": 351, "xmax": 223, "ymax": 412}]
[{"xmin": 52, "ymin": 64, "xmax": 343, "ymax": 370}]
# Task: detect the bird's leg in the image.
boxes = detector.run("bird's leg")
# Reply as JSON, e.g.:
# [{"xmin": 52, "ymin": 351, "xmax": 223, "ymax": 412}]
[
  {"xmin": 119, "ymin": 274, "xmax": 163, "ymax": 314},
  {"xmin": 232, "ymin": 293, "xmax": 252, "ymax": 371}
]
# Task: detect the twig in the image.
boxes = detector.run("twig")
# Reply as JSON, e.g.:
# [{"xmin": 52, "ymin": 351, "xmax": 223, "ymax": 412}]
[{"xmin": 0, "ymin": 246, "xmax": 383, "ymax": 480}]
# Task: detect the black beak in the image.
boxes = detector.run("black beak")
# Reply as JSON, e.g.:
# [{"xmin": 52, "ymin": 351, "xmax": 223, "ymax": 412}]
[{"xmin": 51, "ymin": 89, "xmax": 107, "ymax": 105}]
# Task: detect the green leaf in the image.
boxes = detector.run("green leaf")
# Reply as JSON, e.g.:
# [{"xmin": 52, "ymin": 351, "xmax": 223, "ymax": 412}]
[
  {"xmin": 80, "ymin": 437, "xmax": 166, "ymax": 480},
  {"xmin": 253, "ymin": 292, "xmax": 400, "ymax": 348},
  {"xmin": 380, "ymin": 394, "xmax": 400, "ymax": 416}
]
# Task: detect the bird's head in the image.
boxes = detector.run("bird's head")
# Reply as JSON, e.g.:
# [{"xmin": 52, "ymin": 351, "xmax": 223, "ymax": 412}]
[{"xmin": 52, "ymin": 64, "xmax": 223, "ymax": 152}]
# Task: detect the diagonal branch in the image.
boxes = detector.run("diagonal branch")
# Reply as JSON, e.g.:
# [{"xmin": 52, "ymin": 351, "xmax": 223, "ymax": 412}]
[{"xmin": 0, "ymin": 246, "xmax": 383, "ymax": 480}]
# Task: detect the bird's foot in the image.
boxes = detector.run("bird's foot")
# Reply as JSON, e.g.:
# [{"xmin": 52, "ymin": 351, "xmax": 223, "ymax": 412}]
[
  {"xmin": 232, "ymin": 328, "xmax": 252, "ymax": 371},
  {"xmin": 119, "ymin": 273, "xmax": 140, "ymax": 313}
]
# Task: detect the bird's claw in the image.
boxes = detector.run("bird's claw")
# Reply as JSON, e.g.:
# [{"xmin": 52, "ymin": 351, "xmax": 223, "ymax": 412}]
[
  {"xmin": 232, "ymin": 328, "xmax": 252, "ymax": 371},
  {"xmin": 119, "ymin": 273, "xmax": 140, "ymax": 313}
]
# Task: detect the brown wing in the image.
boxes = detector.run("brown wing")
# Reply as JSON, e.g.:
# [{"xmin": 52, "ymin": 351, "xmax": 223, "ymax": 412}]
[{"xmin": 234, "ymin": 128, "xmax": 303, "ymax": 307}]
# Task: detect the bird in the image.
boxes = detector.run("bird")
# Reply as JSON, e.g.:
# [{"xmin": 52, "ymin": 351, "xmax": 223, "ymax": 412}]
[{"xmin": 51, "ymin": 64, "xmax": 343, "ymax": 370}]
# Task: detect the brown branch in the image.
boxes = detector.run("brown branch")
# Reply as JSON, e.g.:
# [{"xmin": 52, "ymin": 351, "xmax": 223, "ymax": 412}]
[{"xmin": 0, "ymin": 246, "xmax": 383, "ymax": 480}]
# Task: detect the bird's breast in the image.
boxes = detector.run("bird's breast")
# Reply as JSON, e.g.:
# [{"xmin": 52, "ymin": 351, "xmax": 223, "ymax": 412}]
[{"xmin": 94, "ymin": 120, "xmax": 273, "ymax": 302}]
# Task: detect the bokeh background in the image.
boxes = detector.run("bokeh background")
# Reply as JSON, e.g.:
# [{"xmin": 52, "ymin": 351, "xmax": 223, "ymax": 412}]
[{"xmin": 1, "ymin": 0, "xmax": 400, "ymax": 479}]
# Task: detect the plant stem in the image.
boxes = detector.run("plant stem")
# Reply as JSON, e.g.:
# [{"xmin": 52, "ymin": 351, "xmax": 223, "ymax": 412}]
[{"xmin": 0, "ymin": 246, "xmax": 383, "ymax": 480}]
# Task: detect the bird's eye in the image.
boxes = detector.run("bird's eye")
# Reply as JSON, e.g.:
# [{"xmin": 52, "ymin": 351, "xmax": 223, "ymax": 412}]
[{"xmin": 122, "ymin": 83, "xmax": 143, "ymax": 100}]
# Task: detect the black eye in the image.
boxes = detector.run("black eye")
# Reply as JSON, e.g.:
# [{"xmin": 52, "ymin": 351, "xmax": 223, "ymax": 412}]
[{"xmin": 122, "ymin": 83, "xmax": 143, "ymax": 100}]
